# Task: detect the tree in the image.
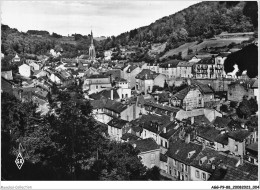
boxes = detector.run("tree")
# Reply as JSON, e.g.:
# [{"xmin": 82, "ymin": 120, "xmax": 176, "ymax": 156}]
[
  {"xmin": 220, "ymin": 104, "xmax": 228, "ymax": 113},
  {"xmin": 236, "ymin": 97, "xmax": 257, "ymax": 119}
]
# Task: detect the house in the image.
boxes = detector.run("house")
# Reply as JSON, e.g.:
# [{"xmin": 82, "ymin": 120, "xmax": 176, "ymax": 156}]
[
  {"xmin": 227, "ymin": 80, "xmax": 255, "ymax": 102},
  {"xmin": 170, "ymin": 85, "xmax": 204, "ymax": 110},
  {"xmin": 29, "ymin": 61, "xmax": 41, "ymax": 71},
  {"xmin": 135, "ymin": 69, "xmax": 164, "ymax": 94},
  {"xmin": 12, "ymin": 54, "xmax": 20, "ymax": 62},
  {"xmin": 158, "ymin": 60, "xmax": 181, "ymax": 79},
  {"xmin": 175, "ymin": 108, "xmax": 222, "ymax": 123},
  {"xmin": 195, "ymin": 125, "xmax": 220, "ymax": 150},
  {"xmin": 122, "ymin": 65, "xmax": 142, "ymax": 89},
  {"xmin": 33, "ymin": 70, "xmax": 48, "ymax": 78},
  {"xmin": 143, "ymin": 101, "xmax": 180, "ymax": 117},
  {"xmin": 131, "ymin": 138, "xmax": 161, "ymax": 168},
  {"xmin": 227, "ymin": 129, "xmax": 257, "ymax": 156},
  {"xmin": 115, "ymin": 78, "xmax": 132, "ymax": 99},
  {"xmin": 147, "ymin": 63, "xmax": 159, "ymax": 73},
  {"xmin": 83, "ymin": 74, "xmax": 112, "ymax": 95},
  {"xmin": 176, "ymin": 61, "xmax": 195, "ymax": 78},
  {"xmin": 1, "ymin": 71, "xmax": 13, "ymax": 80},
  {"xmin": 102, "ymin": 100, "xmax": 142, "ymax": 123},
  {"xmin": 190, "ymin": 147, "xmax": 239, "ymax": 181},
  {"xmin": 214, "ymin": 52, "xmax": 230, "ymax": 78},
  {"xmin": 166, "ymin": 139, "xmax": 202, "ymax": 180},
  {"xmin": 89, "ymin": 88, "xmax": 120, "ymax": 101},
  {"xmin": 245, "ymin": 143, "xmax": 258, "ymax": 165},
  {"xmin": 19, "ymin": 63, "xmax": 32, "ymax": 78},
  {"xmin": 107, "ymin": 118, "xmax": 129, "ymax": 141},
  {"xmin": 190, "ymin": 80, "xmax": 215, "ymax": 108},
  {"xmin": 194, "ymin": 57, "xmax": 216, "ymax": 79}
]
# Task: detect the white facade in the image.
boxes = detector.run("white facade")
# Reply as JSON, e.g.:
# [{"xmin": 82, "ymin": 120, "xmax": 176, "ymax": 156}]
[
  {"xmin": 117, "ymin": 88, "xmax": 131, "ymax": 99},
  {"xmin": 50, "ymin": 73, "xmax": 61, "ymax": 84},
  {"xmin": 19, "ymin": 64, "xmax": 31, "ymax": 78},
  {"xmin": 190, "ymin": 166, "xmax": 210, "ymax": 181},
  {"xmin": 122, "ymin": 66, "xmax": 142, "ymax": 89}
]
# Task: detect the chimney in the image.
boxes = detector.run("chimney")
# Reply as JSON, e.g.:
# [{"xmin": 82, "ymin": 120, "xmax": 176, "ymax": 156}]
[
  {"xmin": 212, "ymin": 164, "xmax": 216, "ymax": 170},
  {"xmin": 163, "ymin": 127, "xmax": 166, "ymax": 133},
  {"xmin": 133, "ymin": 143, "xmax": 136, "ymax": 148},
  {"xmin": 187, "ymin": 79, "xmax": 191, "ymax": 86},
  {"xmin": 170, "ymin": 113, "xmax": 174, "ymax": 121},
  {"xmin": 111, "ymin": 89, "xmax": 113, "ymax": 100},
  {"xmin": 145, "ymin": 74, "xmax": 148, "ymax": 79}
]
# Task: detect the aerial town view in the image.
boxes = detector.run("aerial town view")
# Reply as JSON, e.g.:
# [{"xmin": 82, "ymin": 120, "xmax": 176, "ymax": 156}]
[{"xmin": 1, "ymin": 0, "xmax": 258, "ymax": 188}]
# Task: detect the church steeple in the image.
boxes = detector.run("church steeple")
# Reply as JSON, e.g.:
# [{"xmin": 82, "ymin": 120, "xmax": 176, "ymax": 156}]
[
  {"xmin": 89, "ymin": 30, "xmax": 96, "ymax": 61},
  {"xmin": 91, "ymin": 30, "xmax": 94, "ymax": 45}
]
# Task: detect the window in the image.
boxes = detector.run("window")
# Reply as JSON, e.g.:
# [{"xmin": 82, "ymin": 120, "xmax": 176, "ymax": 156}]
[
  {"xmin": 165, "ymin": 141, "xmax": 168, "ymax": 148},
  {"xmin": 151, "ymin": 153, "xmax": 155, "ymax": 161},
  {"xmin": 125, "ymin": 94, "xmax": 128, "ymax": 98},
  {"xmin": 144, "ymin": 130, "xmax": 146, "ymax": 137},
  {"xmin": 195, "ymin": 170, "xmax": 200, "ymax": 178},
  {"xmin": 174, "ymin": 169, "xmax": 177, "ymax": 176},
  {"xmin": 127, "ymin": 115, "xmax": 129, "ymax": 121},
  {"xmin": 202, "ymin": 172, "xmax": 206, "ymax": 180},
  {"xmin": 161, "ymin": 140, "xmax": 163, "ymax": 146},
  {"xmin": 122, "ymin": 94, "xmax": 124, "ymax": 98},
  {"xmin": 169, "ymin": 167, "xmax": 172, "ymax": 175},
  {"xmin": 185, "ymin": 164, "xmax": 188, "ymax": 172},
  {"xmin": 173, "ymin": 159, "xmax": 176, "ymax": 166},
  {"xmin": 96, "ymin": 85, "xmax": 98, "ymax": 89},
  {"xmin": 181, "ymin": 164, "xmax": 184, "ymax": 172},
  {"xmin": 185, "ymin": 174, "xmax": 188, "ymax": 180}
]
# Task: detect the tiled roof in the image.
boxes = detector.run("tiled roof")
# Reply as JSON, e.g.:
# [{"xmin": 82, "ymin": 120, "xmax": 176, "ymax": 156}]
[
  {"xmin": 177, "ymin": 61, "xmax": 195, "ymax": 67},
  {"xmin": 90, "ymin": 99, "xmax": 107, "ymax": 109},
  {"xmin": 217, "ymin": 52, "xmax": 231, "ymax": 57},
  {"xmin": 107, "ymin": 118, "xmax": 128, "ymax": 129},
  {"xmin": 223, "ymin": 162, "xmax": 258, "ymax": 181},
  {"xmin": 159, "ymin": 60, "xmax": 181, "ymax": 68},
  {"xmin": 126, "ymin": 65, "xmax": 138, "ymax": 73},
  {"xmin": 227, "ymin": 130, "xmax": 251, "ymax": 142},
  {"xmin": 135, "ymin": 69, "xmax": 159, "ymax": 80},
  {"xmin": 196, "ymin": 126, "xmax": 220, "ymax": 142},
  {"xmin": 171, "ymin": 87, "xmax": 190, "ymax": 100},
  {"xmin": 131, "ymin": 138, "xmax": 160, "ymax": 153},
  {"xmin": 89, "ymin": 89, "xmax": 119, "ymax": 100},
  {"xmin": 191, "ymin": 148, "xmax": 239, "ymax": 174},
  {"xmin": 252, "ymin": 79, "xmax": 258, "ymax": 88},
  {"xmin": 144, "ymin": 101, "xmax": 180, "ymax": 116},
  {"xmin": 87, "ymin": 74, "xmax": 109, "ymax": 79},
  {"xmin": 191, "ymin": 80, "xmax": 214, "ymax": 94},
  {"xmin": 214, "ymin": 133, "xmax": 229, "ymax": 145},
  {"xmin": 194, "ymin": 115, "xmax": 211, "ymax": 125},
  {"xmin": 213, "ymin": 117, "xmax": 231, "ymax": 129},
  {"xmin": 121, "ymin": 133, "xmax": 140, "ymax": 141},
  {"xmin": 246, "ymin": 143, "xmax": 258, "ymax": 152},
  {"xmin": 159, "ymin": 123, "xmax": 180, "ymax": 139},
  {"xmin": 197, "ymin": 57, "xmax": 215, "ymax": 65},
  {"xmin": 104, "ymin": 100, "xmax": 128, "ymax": 113},
  {"xmin": 166, "ymin": 140, "xmax": 202, "ymax": 165}
]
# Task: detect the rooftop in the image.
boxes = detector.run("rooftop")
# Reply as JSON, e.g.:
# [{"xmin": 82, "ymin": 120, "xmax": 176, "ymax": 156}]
[
  {"xmin": 107, "ymin": 118, "xmax": 128, "ymax": 129},
  {"xmin": 104, "ymin": 100, "xmax": 128, "ymax": 114},
  {"xmin": 166, "ymin": 140, "xmax": 202, "ymax": 165},
  {"xmin": 227, "ymin": 129, "xmax": 251, "ymax": 142},
  {"xmin": 131, "ymin": 138, "xmax": 160, "ymax": 153},
  {"xmin": 135, "ymin": 69, "xmax": 159, "ymax": 80},
  {"xmin": 197, "ymin": 57, "xmax": 215, "ymax": 65},
  {"xmin": 121, "ymin": 133, "xmax": 140, "ymax": 141},
  {"xmin": 196, "ymin": 126, "xmax": 220, "ymax": 142},
  {"xmin": 159, "ymin": 60, "xmax": 181, "ymax": 68},
  {"xmin": 213, "ymin": 116, "xmax": 231, "ymax": 129},
  {"xmin": 89, "ymin": 89, "xmax": 119, "ymax": 100}
]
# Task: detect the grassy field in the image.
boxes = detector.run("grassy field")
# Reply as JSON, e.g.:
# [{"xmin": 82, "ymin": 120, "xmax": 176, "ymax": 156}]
[{"xmin": 161, "ymin": 36, "xmax": 250, "ymax": 59}]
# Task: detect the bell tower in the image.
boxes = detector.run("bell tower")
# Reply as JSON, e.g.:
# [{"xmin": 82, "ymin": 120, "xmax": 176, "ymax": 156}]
[{"xmin": 89, "ymin": 30, "xmax": 96, "ymax": 61}]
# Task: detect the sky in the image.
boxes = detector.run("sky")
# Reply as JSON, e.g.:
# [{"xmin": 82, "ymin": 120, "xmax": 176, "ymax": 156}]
[{"xmin": 1, "ymin": 1, "xmax": 199, "ymax": 37}]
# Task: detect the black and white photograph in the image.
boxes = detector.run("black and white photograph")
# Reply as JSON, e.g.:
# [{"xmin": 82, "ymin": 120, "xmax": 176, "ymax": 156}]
[{"xmin": 1, "ymin": 0, "xmax": 259, "ymax": 189}]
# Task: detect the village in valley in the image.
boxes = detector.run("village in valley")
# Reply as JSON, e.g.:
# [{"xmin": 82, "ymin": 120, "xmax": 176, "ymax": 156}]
[{"xmin": 1, "ymin": 1, "xmax": 258, "ymax": 182}]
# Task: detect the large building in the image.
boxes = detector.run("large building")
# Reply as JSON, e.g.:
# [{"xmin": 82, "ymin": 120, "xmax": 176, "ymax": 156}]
[{"xmin": 89, "ymin": 30, "xmax": 96, "ymax": 61}]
